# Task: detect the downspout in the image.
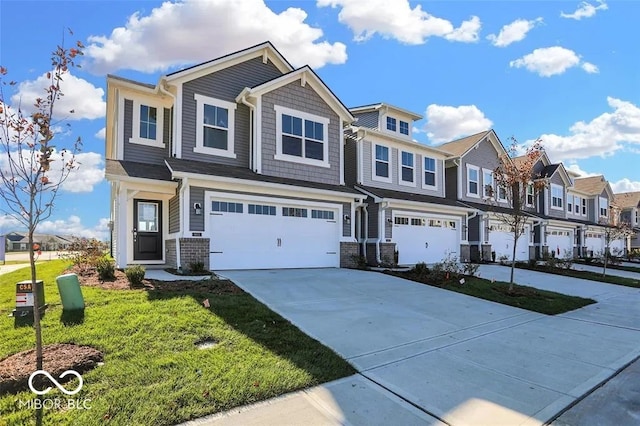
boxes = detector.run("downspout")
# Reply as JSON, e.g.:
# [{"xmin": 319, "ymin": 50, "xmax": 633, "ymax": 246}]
[
  {"xmin": 238, "ymin": 92, "xmax": 256, "ymax": 170},
  {"xmin": 176, "ymin": 177, "xmax": 189, "ymax": 270},
  {"xmin": 158, "ymin": 79, "xmax": 176, "ymax": 157},
  {"xmin": 377, "ymin": 201, "xmax": 390, "ymax": 265},
  {"xmin": 355, "ymin": 200, "xmax": 367, "ymax": 260}
]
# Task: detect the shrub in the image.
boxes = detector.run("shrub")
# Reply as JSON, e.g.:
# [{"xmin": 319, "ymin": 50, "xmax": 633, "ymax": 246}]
[
  {"xmin": 461, "ymin": 262, "xmax": 479, "ymax": 276},
  {"xmin": 189, "ymin": 261, "xmax": 206, "ymax": 274},
  {"xmin": 411, "ymin": 262, "xmax": 429, "ymax": 277},
  {"xmin": 96, "ymin": 256, "xmax": 116, "ymax": 281},
  {"xmin": 125, "ymin": 265, "xmax": 146, "ymax": 287},
  {"xmin": 497, "ymin": 254, "xmax": 509, "ymax": 265},
  {"xmin": 60, "ymin": 237, "xmax": 108, "ymax": 275},
  {"xmin": 350, "ymin": 255, "xmax": 368, "ymax": 270}
]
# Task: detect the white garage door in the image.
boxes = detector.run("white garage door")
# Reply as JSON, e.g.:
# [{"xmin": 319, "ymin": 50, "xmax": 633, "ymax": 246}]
[
  {"xmin": 585, "ymin": 232, "xmax": 604, "ymax": 255},
  {"xmin": 609, "ymin": 237, "xmax": 625, "ymax": 256},
  {"xmin": 489, "ymin": 223, "xmax": 529, "ymax": 261},
  {"xmin": 208, "ymin": 197, "xmax": 340, "ymax": 270},
  {"xmin": 393, "ymin": 212, "xmax": 460, "ymax": 264},
  {"xmin": 547, "ymin": 228, "xmax": 573, "ymax": 258}
]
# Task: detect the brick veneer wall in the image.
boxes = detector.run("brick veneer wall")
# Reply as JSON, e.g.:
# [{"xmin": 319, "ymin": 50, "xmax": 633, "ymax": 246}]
[
  {"xmin": 340, "ymin": 242, "xmax": 359, "ymax": 268},
  {"xmin": 459, "ymin": 244, "xmax": 471, "ymax": 263},
  {"xmin": 179, "ymin": 238, "xmax": 210, "ymax": 271},
  {"xmin": 380, "ymin": 243, "xmax": 396, "ymax": 266}
]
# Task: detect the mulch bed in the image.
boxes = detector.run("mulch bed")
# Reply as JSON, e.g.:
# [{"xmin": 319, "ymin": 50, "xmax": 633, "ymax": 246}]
[
  {"xmin": 0, "ymin": 343, "xmax": 103, "ymax": 395},
  {"xmin": 145, "ymin": 279, "xmax": 244, "ymax": 295}
]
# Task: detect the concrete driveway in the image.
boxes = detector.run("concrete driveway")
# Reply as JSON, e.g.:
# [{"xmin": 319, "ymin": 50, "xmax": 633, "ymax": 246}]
[{"xmin": 221, "ymin": 268, "xmax": 640, "ymax": 425}]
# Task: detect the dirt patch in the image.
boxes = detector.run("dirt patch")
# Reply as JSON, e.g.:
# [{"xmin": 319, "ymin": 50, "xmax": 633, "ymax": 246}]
[
  {"xmin": 0, "ymin": 343, "xmax": 103, "ymax": 395},
  {"xmin": 67, "ymin": 265, "xmax": 138, "ymax": 290},
  {"xmin": 145, "ymin": 279, "xmax": 244, "ymax": 296}
]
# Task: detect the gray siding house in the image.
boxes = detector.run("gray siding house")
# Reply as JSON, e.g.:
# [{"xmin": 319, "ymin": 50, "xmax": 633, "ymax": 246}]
[{"xmin": 105, "ymin": 42, "xmax": 363, "ymax": 270}]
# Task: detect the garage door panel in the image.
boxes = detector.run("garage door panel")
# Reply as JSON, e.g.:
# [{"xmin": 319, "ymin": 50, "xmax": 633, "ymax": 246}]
[
  {"xmin": 489, "ymin": 226, "xmax": 529, "ymax": 261},
  {"xmin": 547, "ymin": 228, "xmax": 573, "ymax": 258},
  {"xmin": 394, "ymin": 214, "xmax": 460, "ymax": 264}
]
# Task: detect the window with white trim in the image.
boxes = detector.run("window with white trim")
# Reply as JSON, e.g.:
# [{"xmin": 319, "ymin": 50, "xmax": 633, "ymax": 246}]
[
  {"xmin": 194, "ymin": 94, "xmax": 236, "ymax": 158},
  {"xmin": 130, "ymin": 100, "xmax": 164, "ymax": 148},
  {"xmin": 311, "ymin": 209, "xmax": 334, "ymax": 220},
  {"xmin": 374, "ymin": 144, "xmax": 390, "ymax": 180},
  {"xmin": 551, "ymin": 184, "xmax": 563, "ymax": 209},
  {"xmin": 248, "ymin": 204, "xmax": 276, "ymax": 216},
  {"xmin": 386, "ymin": 116, "xmax": 396, "ymax": 132},
  {"xmin": 574, "ymin": 196, "xmax": 581, "ymax": 214},
  {"xmin": 467, "ymin": 165, "xmax": 480, "ymax": 197},
  {"xmin": 483, "ymin": 169, "xmax": 494, "ymax": 198},
  {"xmin": 526, "ymin": 183, "xmax": 535, "ymax": 206},
  {"xmin": 274, "ymin": 105, "xmax": 329, "ymax": 167},
  {"xmin": 599, "ymin": 197, "xmax": 608, "ymax": 217},
  {"xmin": 582, "ymin": 198, "xmax": 587, "ymax": 215},
  {"xmin": 400, "ymin": 151, "xmax": 414, "ymax": 184},
  {"xmin": 395, "ymin": 217, "xmax": 409, "ymax": 225},
  {"xmin": 423, "ymin": 157, "xmax": 436, "ymax": 188},
  {"xmin": 399, "ymin": 120, "xmax": 409, "ymax": 135},
  {"xmin": 568, "ymin": 196, "xmax": 573, "ymax": 213},
  {"xmin": 212, "ymin": 201, "xmax": 243, "ymax": 213},
  {"xmin": 282, "ymin": 207, "xmax": 307, "ymax": 218}
]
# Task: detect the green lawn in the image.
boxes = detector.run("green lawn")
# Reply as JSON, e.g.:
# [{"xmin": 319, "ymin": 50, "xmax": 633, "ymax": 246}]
[
  {"xmin": 0, "ymin": 261, "xmax": 355, "ymax": 425},
  {"xmin": 513, "ymin": 263, "xmax": 640, "ymax": 288},
  {"xmin": 386, "ymin": 271, "xmax": 596, "ymax": 315},
  {"xmin": 574, "ymin": 259, "xmax": 640, "ymax": 274}
]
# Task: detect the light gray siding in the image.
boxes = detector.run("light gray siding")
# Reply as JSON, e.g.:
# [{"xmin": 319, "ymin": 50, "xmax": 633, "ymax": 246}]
[
  {"xmin": 459, "ymin": 138, "xmax": 507, "ymax": 205},
  {"xmin": 353, "ymin": 111, "xmax": 379, "ymax": 129},
  {"xmin": 360, "ymin": 140, "xmax": 446, "ymax": 197},
  {"xmin": 168, "ymin": 195, "xmax": 179, "ymax": 234},
  {"xmin": 122, "ymin": 100, "xmax": 167, "ymax": 165},
  {"xmin": 344, "ymin": 139, "xmax": 357, "ymax": 185},
  {"xmin": 181, "ymin": 57, "xmax": 283, "ymax": 166},
  {"xmin": 547, "ymin": 173, "xmax": 566, "ymax": 219},
  {"xmin": 261, "ymin": 81, "xmax": 341, "ymax": 185}
]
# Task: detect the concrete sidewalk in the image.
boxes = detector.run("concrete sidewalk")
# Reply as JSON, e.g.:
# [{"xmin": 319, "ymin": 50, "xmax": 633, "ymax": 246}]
[{"xmin": 0, "ymin": 263, "xmax": 33, "ymax": 276}]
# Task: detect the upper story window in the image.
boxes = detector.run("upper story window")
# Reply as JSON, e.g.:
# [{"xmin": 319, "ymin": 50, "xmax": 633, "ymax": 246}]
[
  {"xmin": 635, "ymin": 209, "xmax": 638, "ymax": 224},
  {"xmin": 423, "ymin": 157, "xmax": 436, "ymax": 188},
  {"xmin": 568, "ymin": 196, "xmax": 573, "ymax": 213},
  {"xmin": 399, "ymin": 151, "xmax": 415, "ymax": 185},
  {"xmin": 526, "ymin": 183, "xmax": 535, "ymax": 206},
  {"xmin": 467, "ymin": 165, "xmax": 480, "ymax": 197},
  {"xmin": 551, "ymin": 184, "xmax": 563, "ymax": 209},
  {"xmin": 274, "ymin": 105, "xmax": 329, "ymax": 168},
  {"xmin": 497, "ymin": 181, "xmax": 508, "ymax": 202},
  {"xmin": 582, "ymin": 198, "xmax": 587, "ymax": 215},
  {"xmin": 574, "ymin": 196, "xmax": 581, "ymax": 214},
  {"xmin": 399, "ymin": 120, "xmax": 409, "ymax": 135},
  {"xmin": 386, "ymin": 117, "xmax": 397, "ymax": 132},
  {"xmin": 373, "ymin": 144, "xmax": 391, "ymax": 182},
  {"xmin": 194, "ymin": 94, "xmax": 236, "ymax": 158},
  {"xmin": 482, "ymin": 169, "xmax": 494, "ymax": 198},
  {"xmin": 130, "ymin": 100, "xmax": 164, "ymax": 148},
  {"xmin": 599, "ymin": 197, "xmax": 608, "ymax": 217}
]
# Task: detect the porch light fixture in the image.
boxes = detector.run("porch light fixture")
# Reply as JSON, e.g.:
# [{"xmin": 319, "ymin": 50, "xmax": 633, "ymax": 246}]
[
  {"xmin": 344, "ymin": 215, "xmax": 351, "ymax": 223},
  {"xmin": 193, "ymin": 202, "xmax": 202, "ymax": 215}
]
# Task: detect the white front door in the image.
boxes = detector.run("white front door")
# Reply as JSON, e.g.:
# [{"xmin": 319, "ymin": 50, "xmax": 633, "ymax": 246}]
[
  {"xmin": 489, "ymin": 223, "xmax": 530, "ymax": 261},
  {"xmin": 208, "ymin": 197, "xmax": 340, "ymax": 270},
  {"xmin": 393, "ymin": 212, "xmax": 460, "ymax": 264}
]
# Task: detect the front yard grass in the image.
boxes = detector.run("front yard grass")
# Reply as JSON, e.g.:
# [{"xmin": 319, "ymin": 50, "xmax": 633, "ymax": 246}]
[
  {"xmin": 0, "ymin": 260, "xmax": 355, "ymax": 425},
  {"xmin": 574, "ymin": 259, "xmax": 640, "ymax": 274},
  {"xmin": 386, "ymin": 271, "xmax": 595, "ymax": 315},
  {"xmin": 513, "ymin": 263, "xmax": 640, "ymax": 288}
]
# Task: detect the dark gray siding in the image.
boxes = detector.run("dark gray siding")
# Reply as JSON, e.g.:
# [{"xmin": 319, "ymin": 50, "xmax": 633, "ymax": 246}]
[
  {"xmin": 621, "ymin": 210, "xmax": 632, "ymax": 224},
  {"xmin": 342, "ymin": 202, "xmax": 351, "ymax": 237},
  {"xmin": 367, "ymin": 201, "xmax": 379, "ymax": 239},
  {"xmin": 164, "ymin": 108, "xmax": 172, "ymax": 158},
  {"xmin": 181, "ymin": 57, "xmax": 283, "ymax": 166},
  {"xmin": 468, "ymin": 215, "xmax": 480, "ymax": 243},
  {"xmin": 588, "ymin": 198, "xmax": 596, "ymax": 222},
  {"xmin": 353, "ymin": 111, "xmax": 379, "ymax": 129},
  {"xmin": 547, "ymin": 173, "xmax": 566, "ymax": 219},
  {"xmin": 459, "ymin": 138, "xmax": 506, "ymax": 205},
  {"xmin": 445, "ymin": 166, "xmax": 457, "ymax": 200},
  {"xmin": 122, "ymin": 99, "xmax": 168, "ymax": 165},
  {"xmin": 385, "ymin": 209, "xmax": 392, "ymax": 240},
  {"xmin": 360, "ymin": 140, "xmax": 446, "ymax": 197},
  {"xmin": 190, "ymin": 187, "xmax": 205, "ymax": 232},
  {"xmin": 168, "ymin": 195, "xmax": 180, "ymax": 234},
  {"xmin": 344, "ymin": 139, "xmax": 357, "ymax": 185},
  {"xmin": 261, "ymin": 81, "xmax": 341, "ymax": 185}
]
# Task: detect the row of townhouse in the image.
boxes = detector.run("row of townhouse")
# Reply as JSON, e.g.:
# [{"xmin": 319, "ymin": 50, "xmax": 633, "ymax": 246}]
[
  {"xmin": 615, "ymin": 192, "xmax": 640, "ymax": 251},
  {"xmin": 105, "ymin": 42, "xmax": 626, "ymax": 271}
]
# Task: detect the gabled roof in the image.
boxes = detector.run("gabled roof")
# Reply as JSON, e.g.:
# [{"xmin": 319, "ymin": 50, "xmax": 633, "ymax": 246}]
[
  {"xmin": 107, "ymin": 74, "xmax": 156, "ymax": 90},
  {"xmin": 165, "ymin": 41, "xmax": 293, "ymax": 83},
  {"xmin": 435, "ymin": 131, "xmax": 491, "ymax": 157},
  {"xmin": 349, "ymin": 103, "xmax": 423, "ymax": 121},
  {"xmin": 513, "ymin": 149, "xmax": 551, "ymax": 169},
  {"xmin": 614, "ymin": 191, "xmax": 640, "ymax": 209},
  {"xmin": 540, "ymin": 164, "xmax": 560, "ymax": 178},
  {"xmin": 348, "ymin": 126, "xmax": 452, "ymax": 157},
  {"xmin": 237, "ymin": 66, "xmax": 354, "ymax": 122},
  {"xmin": 573, "ymin": 175, "xmax": 612, "ymax": 197}
]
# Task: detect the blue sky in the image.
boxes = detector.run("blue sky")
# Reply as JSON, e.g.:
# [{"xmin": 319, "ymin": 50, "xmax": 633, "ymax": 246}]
[{"xmin": 1, "ymin": 0, "xmax": 638, "ymax": 239}]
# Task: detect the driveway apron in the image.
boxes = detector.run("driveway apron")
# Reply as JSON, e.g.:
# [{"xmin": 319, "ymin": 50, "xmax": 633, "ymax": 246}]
[{"xmin": 221, "ymin": 268, "xmax": 640, "ymax": 425}]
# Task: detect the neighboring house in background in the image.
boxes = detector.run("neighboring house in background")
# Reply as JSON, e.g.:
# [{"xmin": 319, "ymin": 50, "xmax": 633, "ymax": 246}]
[
  {"xmin": 613, "ymin": 191, "xmax": 640, "ymax": 251},
  {"xmin": 4, "ymin": 232, "xmax": 73, "ymax": 251},
  {"xmin": 437, "ymin": 130, "xmax": 537, "ymax": 262},
  {"xmin": 345, "ymin": 103, "xmax": 474, "ymax": 265},
  {"xmin": 105, "ymin": 42, "xmax": 363, "ymax": 271}
]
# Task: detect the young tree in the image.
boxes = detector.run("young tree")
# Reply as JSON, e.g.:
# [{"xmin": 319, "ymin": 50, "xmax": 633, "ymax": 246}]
[
  {"xmin": 0, "ymin": 34, "xmax": 84, "ymax": 370},
  {"xmin": 599, "ymin": 215, "xmax": 631, "ymax": 278},
  {"xmin": 488, "ymin": 138, "xmax": 546, "ymax": 290}
]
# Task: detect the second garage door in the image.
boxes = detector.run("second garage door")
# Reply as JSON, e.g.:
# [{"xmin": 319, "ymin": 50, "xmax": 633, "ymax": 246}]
[
  {"xmin": 489, "ymin": 223, "xmax": 530, "ymax": 261},
  {"xmin": 393, "ymin": 212, "xmax": 460, "ymax": 264},
  {"xmin": 547, "ymin": 228, "xmax": 573, "ymax": 258},
  {"xmin": 208, "ymin": 197, "xmax": 340, "ymax": 270}
]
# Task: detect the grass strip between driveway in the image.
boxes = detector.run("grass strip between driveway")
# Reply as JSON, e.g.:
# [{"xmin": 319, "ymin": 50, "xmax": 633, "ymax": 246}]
[
  {"xmin": 573, "ymin": 260, "xmax": 640, "ymax": 275},
  {"xmin": 0, "ymin": 260, "xmax": 355, "ymax": 425},
  {"xmin": 385, "ymin": 271, "xmax": 596, "ymax": 315},
  {"xmin": 513, "ymin": 263, "xmax": 640, "ymax": 288}
]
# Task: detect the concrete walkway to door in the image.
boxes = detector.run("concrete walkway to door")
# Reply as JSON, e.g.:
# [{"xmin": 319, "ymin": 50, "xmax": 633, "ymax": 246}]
[{"xmin": 216, "ymin": 268, "xmax": 640, "ymax": 425}]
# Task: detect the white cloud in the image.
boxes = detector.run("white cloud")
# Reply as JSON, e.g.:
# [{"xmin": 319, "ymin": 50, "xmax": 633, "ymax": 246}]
[
  {"xmin": 565, "ymin": 163, "xmax": 598, "ymax": 177},
  {"xmin": 95, "ymin": 127, "xmax": 106, "ymax": 140},
  {"xmin": 85, "ymin": 0, "xmax": 346, "ymax": 73},
  {"xmin": 509, "ymin": 46, "xmax": 595, "ymax": 77},
  {"xmin": 561, "ymin": 1, "xmax": 608, "ymax": 20},
  {"xmin": 487, "ymin": 17, "xmax": 542, "ymax": 47},
  {"xmin": 581, "ymin": 62, "xmax": 599, "ymax": 74},
  {"xmin": 317, "ymin": 0, "xmax": 480, "ymax": 44},
  {"xmin": 10, "ymin": 71, "xmax": 105, "ymax": 120},
  {"xmin": 37, "ymin": 215, "xmax": 110, "ymax": 240},
  {"xmin": 0, "ymin": 214, "xmax": 22, "ymax": 233},
  {"xmin": 611, "ymin": 178, "xmax": 640, "ymax": 193},
  {"xmin": 535, "ymin": 97, "xmax": 640, "ymax": 161},
  {"xmin": 424, "ymin": 104, "xmax": 493, "ymax": 143}
]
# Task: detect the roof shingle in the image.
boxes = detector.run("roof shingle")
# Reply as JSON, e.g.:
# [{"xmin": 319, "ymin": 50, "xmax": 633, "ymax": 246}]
[{"xmin": 435, "ymin": 131, "xmax": 491, "ymax": 157}]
